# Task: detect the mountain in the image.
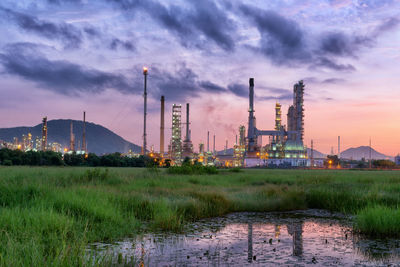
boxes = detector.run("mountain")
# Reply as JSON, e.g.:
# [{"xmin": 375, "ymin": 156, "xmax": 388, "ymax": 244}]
[
  {"xmin": 307, "ymin": 148, "xmax": 325, "ymax": 158},
  {"xmin": 0, "ymin": 119, "xmax": 141, "ymax": 155},
  {"xmin": 216, "ymin": 148, "xmax": 234, "ymax": 155},
  {"xmin": 340, "ymin": 146, "xmax": 392, "ymax": 160}
]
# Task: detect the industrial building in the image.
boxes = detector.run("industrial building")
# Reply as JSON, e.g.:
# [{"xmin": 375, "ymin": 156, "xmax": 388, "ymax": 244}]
[
  {"xmin": 169, "ymin": 104, "xmax": 182, "ymax": 164},
  {"xmin": 244, "ymin": 78, "xmax": 308, "ymax": 167}
]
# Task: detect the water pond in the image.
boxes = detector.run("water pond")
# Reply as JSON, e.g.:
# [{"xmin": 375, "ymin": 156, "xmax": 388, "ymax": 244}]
[{"xmin": 88, "ymin": 210, "xmax": 400, "ymax": 266}]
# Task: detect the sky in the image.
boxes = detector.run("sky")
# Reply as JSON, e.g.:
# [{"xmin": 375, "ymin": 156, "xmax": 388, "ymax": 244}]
[{"xmin": 0, "ymin": 0, "xmax": 399, "ymax": 155}]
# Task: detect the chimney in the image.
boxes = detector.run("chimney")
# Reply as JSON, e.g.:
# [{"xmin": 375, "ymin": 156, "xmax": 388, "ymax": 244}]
[
  {"xmin": 160, "ymin": 96, "xmax": 165, "ymax": 154},
  {"xmin": 207, "ymin": 131, "xmax": 210, "ymax": 152},
  {"xmin": 213, "ymin": 134, "xmax": 216, "ymax": 155},
  {"xmin": 70, "ymin": 121, "xmax": 75, "ymax": 151},
  {"xmin": 185, "ymin": 103, "xmax": 190, "ymax": 141}
]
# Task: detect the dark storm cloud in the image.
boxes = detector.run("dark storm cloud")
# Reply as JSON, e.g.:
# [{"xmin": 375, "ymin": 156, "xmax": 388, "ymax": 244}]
[
  {"xmin": 238, "ymin": 3, "xmax": 399, "ymax": 71},
  {"xmin": 319, "ymin": 32, "xmax": 372, "ymax": 57},
  {"xmin": 0, "ymin": 7, "xmax": 82, "ymax": 49},
  {"xmin": 147, "ymin": 65, "xmax": 230, "ymax": 101},
  {"xmin": 107, "ymin": 0, "xmax": 236, "ymax": 51},
  {"xmin": 0, "ymin": 43, "xmax": 231, "ymax": 100},
  {"xmin": 227, "ymin": 83, "xmax": 247, "ymax": 97},
  {"xmin": 198, "ymin": 81, "xmax": 226, "ymax": 92},
  {"xmin": 240, "ymin": 5, "xmax": 310, "ymax": 65},
  {"xmin": 0, "ymin": 43, "xmax": 135, "ymax": 95},
  {"xmin": 0, "ymin": 7, "xmax": 135, "ymax": 51},
  {"xmin": 313, "ymin": 57, "xmax": 355, "ymax": 71}
]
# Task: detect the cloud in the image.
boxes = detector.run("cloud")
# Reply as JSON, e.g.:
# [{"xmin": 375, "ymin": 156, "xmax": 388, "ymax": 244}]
[
  {"xmin": 227, "ymin": 83, "xmax": 247, "ymax": 97},
  {"xmin": 372, "ymin": 17, "xmax": 400, "ymax": 36},
  {"xmin": 110, "ymin": 38, "xmax": 135, "ymax": 51},
  {"xmin": 322, "ymin": 78, "xmax": 346, "ymax": 84},
  {"xmin": 238, "ymin": 3, "xmax": 399, "ymax": 71},
  {"xmin": 198, "ymin": 81, "xmax": 226, "ymax": 92},
  {"xmin": 240, "ymin": 5, "xmax": 310, "ymax": 65},
  {"xmin": 0, "ymin": 43, "xmax": 136, "ymax": 95},
  {"xmin": 313, "ymin": 57, "xmax": 356, "ymax": 71},
  {"xmin": 107, "ymin": 0, "xmax": 236, "ymax": 51},
  {"xmin": 0, "ymin": 7, "xmax": 135, "ymax": 52},
  {"xmin": 0, "ymin": 7, "xmax": 83, "ymax": 49},
  {"xmin": 47, "ymin": 0, "xmax": 83, "ymax": 4},
  {"xmin": 0, "ymin": 43, "xmax": 242, "ymax": 101},
  {"xmin": 319, "ymin": 32, "xmax": 372, "ymax": 57}
]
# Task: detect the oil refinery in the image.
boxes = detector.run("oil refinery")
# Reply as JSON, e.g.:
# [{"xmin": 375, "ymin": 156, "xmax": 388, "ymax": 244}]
[{"xmin": 149, "ymin": 76, "xmax": 309, "ymax": 167}]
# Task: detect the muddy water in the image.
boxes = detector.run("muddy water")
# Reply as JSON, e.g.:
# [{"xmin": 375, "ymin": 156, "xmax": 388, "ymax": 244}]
[{"xmin": 88, "ymin": 210, "xmax": 400, "ymax": 266}]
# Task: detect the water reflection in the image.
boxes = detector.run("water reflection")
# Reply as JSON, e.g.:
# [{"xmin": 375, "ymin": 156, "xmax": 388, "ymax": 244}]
[
  {"xmin": 247, "ymin": 222, "xmax": 253, "ymax": 263},
  {"xmin": 287, "ymin": 220, "xmax": 303, "ymax": 257},
  {"xmin": 88, "ymin": 210, "xmax": 400, "ymax": 266}
]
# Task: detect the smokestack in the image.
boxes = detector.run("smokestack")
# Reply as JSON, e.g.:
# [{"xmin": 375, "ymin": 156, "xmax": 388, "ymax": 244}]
[
  {"xmin": 142, "ymin": 67, "xmax": 148, "ymax": 155},
  {"xmin": 185, "ymin": 103, "xmax": 190, "ymax": 141},
  {"xmin": 160, "ymin": 95, "xmax": 165, "ymax": 154},
  {"xmin": 213, "ymin": 134, "xmax": 215, "ymax": 155},
  {"xmin": 70, "ymin": 121, "xmax": 75, "ymax": 151},
  {"xmin": 338, "ymin": 136, "xmax": 340, "ymax": 158},
  {"xmin": 249, "ymin": 78, "xmax": 254, "ymax": 113},
  {"xmin": 247, "ymin": 78, "xmax": 256, "ymax": 152},
  {"xmin": 207, "ymin": 131, "xmax": 210, "ymax": 152},
  {"xmin": 82, "ymin": 111, "xmax": 86, "ymax": 153}
]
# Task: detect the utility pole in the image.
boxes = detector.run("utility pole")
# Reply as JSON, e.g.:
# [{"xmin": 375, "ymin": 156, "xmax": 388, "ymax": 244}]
[{"xmin": 142, "ymin": 67, "xmax": 148, "ymax": 155}]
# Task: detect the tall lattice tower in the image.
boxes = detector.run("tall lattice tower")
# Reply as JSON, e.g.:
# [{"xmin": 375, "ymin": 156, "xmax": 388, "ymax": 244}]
[
  {"xmin": 41, "ymin": 117, "xmax": 48, "ymax": 151},
  {"xmin": 275, "ymin": 103, "xmax": 282, "ymax": 131},
  {"xmin": 239, "ymin": 125, "xmax": 246, "ymax": 147},
  {"xmin": 171, "ymin": 104, "xmax": 182, "ymax": 164}
]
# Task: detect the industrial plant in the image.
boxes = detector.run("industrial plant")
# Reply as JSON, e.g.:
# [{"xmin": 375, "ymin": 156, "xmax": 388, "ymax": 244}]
[
  {"xmin": 2, "ymin": 70, "xmax": 398, "ymax": 169},
  {"xmin": 148, "ymin": 74, "xmax": 309, "ymax": 167}
]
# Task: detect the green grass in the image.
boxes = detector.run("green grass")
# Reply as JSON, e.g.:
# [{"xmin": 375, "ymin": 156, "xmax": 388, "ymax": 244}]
[
  {"xmin": 1, "ymin": 167, "xmax": 400, "ymax": 265},
  {"xmin": 355, "ymin": 205, "xmax": 400, "ymax": 237}
]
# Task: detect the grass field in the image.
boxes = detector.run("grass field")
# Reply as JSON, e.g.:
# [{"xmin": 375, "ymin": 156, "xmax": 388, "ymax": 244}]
[{"xmin": 1, "ymin": 167, "xmax": 400, "ymax": 266}]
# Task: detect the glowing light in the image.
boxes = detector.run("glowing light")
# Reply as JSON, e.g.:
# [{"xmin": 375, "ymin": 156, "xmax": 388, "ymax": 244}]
[{"xmin": 143, "ymin": 67, "xmax": 148, "ymax": 74}]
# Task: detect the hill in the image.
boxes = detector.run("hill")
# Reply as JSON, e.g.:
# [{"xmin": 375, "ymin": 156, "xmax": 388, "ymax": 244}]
[
  {"xmin": 0, "ymin": 119, "xmax": 141, "ymax": 155},
  {"xmin": 340, "ymin": 146, "xmax": 392, "ymax": 160},
  {"xmin": 307, "ymin": 148, "xmax": 325, "ymax": 158}
]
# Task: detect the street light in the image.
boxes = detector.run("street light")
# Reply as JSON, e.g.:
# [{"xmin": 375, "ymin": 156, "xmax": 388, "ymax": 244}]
[{"xmin": 142, "ymin": 67, "xmax": 148, "ymax": 155}]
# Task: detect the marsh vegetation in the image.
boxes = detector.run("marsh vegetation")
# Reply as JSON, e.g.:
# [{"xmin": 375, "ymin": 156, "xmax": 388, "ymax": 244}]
[{"xmin": 0, "ymin": 167, "xmax": 399, "ymax": 265}]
